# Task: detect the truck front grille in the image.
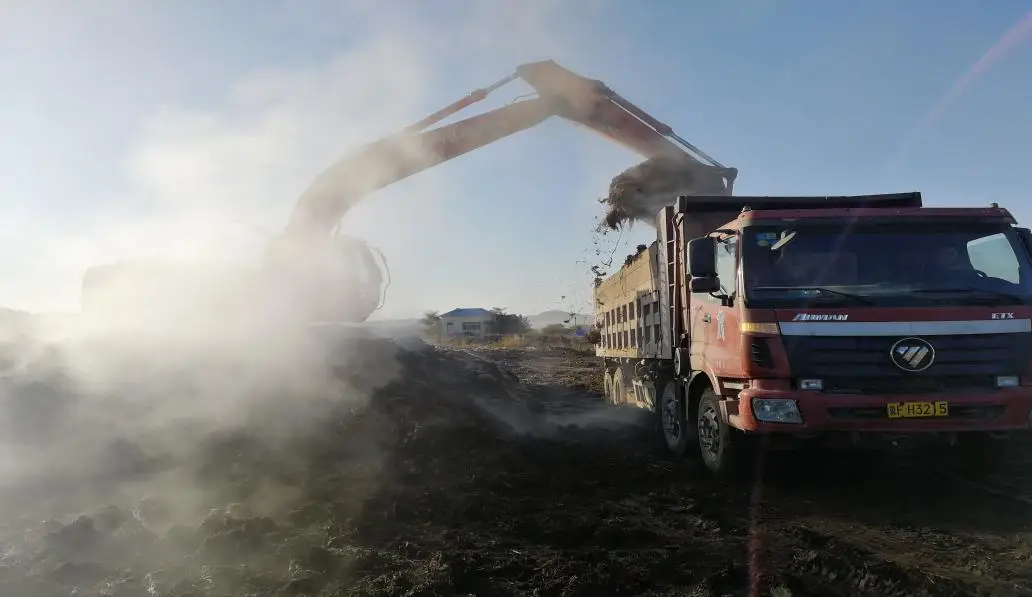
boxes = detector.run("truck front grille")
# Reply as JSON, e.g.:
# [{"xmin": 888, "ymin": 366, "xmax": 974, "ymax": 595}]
[
  {"xmin": 783, "ymin": 333, "xmax": 1030, "ymax": 379},
  {"xmin": 820, "ymin": 375, "xmax": 996, "ymax": 395}
]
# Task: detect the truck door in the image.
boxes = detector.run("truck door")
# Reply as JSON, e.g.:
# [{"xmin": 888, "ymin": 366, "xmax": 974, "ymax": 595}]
[{"xmin": 689, "ymin": 234, "xmax": 741, "ymax": 376}]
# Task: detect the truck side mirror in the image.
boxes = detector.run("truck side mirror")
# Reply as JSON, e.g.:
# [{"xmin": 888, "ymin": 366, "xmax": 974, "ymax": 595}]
[
  {"xmin": 687, "ymin": 237, "xmax": 717, "ymax": 278},
  {"xmin": 689, "ymin": 277, "xmax": 720, "ymax": 293}
]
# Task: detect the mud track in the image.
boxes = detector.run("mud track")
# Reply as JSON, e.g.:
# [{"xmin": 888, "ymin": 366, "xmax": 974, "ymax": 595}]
[{"xmin": 0, "ymin": 340, "xmax": 1031, "ymax": 596}]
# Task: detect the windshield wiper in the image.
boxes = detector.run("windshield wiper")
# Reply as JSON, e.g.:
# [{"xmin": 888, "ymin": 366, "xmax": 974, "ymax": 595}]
[
  {"xmin": 751, "ymin": 286, "xmax": 875, "ymax": 305},
  {"xmin": 911, "ymin": 287, "xmax": 1025, "ymax": 303}
]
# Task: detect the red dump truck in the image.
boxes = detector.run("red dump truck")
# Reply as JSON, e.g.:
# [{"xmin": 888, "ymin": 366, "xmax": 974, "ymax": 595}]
[{"xmin": 594, "ymin": 192, "xmax": 1032, "ymax": 475}]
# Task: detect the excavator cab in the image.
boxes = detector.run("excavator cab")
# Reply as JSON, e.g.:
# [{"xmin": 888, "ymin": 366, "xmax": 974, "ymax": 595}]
[
  {"xmin": 82, "ymin": 236, "xmax": 386, "ymax": 330},
  {"xmin": 262, "ymin": 233, "xmax": 385, "ymax": 324}
]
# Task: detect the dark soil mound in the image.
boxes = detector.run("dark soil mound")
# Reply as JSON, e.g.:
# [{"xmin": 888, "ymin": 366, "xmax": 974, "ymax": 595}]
[{"xmin": 0, "ymin": 337, "xmax": 602, "ymax": 597}]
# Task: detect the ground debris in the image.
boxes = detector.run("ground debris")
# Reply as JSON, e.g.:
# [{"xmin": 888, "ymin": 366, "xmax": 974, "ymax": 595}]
[{"xmin": 0, "ymin": 339, "xmax": 1028, "ymax": 596}]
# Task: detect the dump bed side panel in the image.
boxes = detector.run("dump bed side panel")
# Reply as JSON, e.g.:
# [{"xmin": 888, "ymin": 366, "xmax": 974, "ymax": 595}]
[{"xmin": 594, "ymin": 242, "xmax": 665, "ymax": 359}]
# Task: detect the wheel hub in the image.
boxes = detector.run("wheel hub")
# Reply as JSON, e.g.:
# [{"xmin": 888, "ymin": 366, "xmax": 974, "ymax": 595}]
[{"xmin": 698, "ymin": 404, "xmax": 721, "ymax": 458}]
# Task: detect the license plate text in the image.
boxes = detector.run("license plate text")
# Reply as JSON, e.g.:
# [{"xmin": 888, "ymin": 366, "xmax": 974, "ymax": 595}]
[{"xmin": 887, "ymin": 401, "xmax": 949, "ymax": 419}]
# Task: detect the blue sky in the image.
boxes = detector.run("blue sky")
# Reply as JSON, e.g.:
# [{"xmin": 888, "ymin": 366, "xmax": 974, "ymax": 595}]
[{"xmin": 2, "ymin": 1, "xmax": 1031, "ymax": 319}]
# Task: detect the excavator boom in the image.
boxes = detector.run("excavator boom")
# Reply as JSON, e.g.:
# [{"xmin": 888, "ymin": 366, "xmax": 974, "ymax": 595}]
[
  {"xmin": 514, "ymin": 61, "xmax": 723, "ymax": 167},
  {"xmin": 285, "ymin": 60, "xmax": 737, "ymax": 236},
  {"xmin": 286, "ymin": 98, "xmax": 553, "ymax": 235}
]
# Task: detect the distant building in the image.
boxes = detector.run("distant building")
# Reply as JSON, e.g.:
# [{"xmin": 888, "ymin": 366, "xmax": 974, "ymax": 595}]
[{"xmin": 440, "ymin": 307, "xmax": 495, "ymax": 338}]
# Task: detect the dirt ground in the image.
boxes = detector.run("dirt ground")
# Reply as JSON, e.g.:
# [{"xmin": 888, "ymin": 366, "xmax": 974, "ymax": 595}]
[{"xmin": 2, "ymin": 338, "xmax": 1032, "ymax": 596}]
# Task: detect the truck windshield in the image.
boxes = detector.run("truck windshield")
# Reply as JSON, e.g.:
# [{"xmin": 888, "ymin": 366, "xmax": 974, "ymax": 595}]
[{"xmin": 742, "ymin": 223, "xmax": 1032, "ymax": 307}]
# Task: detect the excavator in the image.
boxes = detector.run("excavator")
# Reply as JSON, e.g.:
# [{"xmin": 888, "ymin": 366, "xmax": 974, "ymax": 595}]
[{"xmin": 82, "ymin": 60, "xmax": 737, "ymax": 326}]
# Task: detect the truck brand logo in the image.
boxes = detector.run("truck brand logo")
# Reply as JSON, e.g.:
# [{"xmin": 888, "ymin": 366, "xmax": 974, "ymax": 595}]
[
  {"xmin": 992, "ymin": 312, "xmax": 1015, "ymax": 319},
  {"xmin": 889, "ymin": 337, "xmax": 935, "ymax": 372},
  {"xmin": 792, "ymin": 313, "xmax": 849, "ymax": 321}
]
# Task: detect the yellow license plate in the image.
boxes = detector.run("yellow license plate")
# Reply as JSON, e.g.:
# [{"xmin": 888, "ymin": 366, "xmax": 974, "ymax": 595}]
[{"xmin": 887, "ymin": 401, "xmax": 949, "ymax": 419}]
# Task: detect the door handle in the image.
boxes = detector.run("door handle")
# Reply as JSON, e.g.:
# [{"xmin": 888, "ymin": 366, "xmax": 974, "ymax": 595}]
[{"xmin": 702, "ymin": 313, "xmax": 712, "ymax": 323}]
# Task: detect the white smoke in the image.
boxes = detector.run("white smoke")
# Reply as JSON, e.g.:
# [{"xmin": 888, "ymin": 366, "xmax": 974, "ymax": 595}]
[{"xmin": 0, "ymin": 0, "xmax": 632, "ymax": 528}]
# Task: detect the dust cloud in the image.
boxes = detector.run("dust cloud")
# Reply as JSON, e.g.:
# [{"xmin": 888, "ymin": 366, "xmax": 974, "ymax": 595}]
[
  {"xmin": 0, "ymin": 2, "xmax": 647, "ymax": 594},
  {"xmin": 480, "ymin": 399, "xmax": 650, "ymax": 438},
  {"xmin": 452, "ymin": 347, "xmax": 650, "ymax": 439}
]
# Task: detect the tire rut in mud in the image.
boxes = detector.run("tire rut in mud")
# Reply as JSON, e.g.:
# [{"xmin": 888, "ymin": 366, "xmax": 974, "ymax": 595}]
[
  {"xmin": 741, "ymin": 448, "xmax": 1032, "ymax": 597},
  {"xmin": 453, "ymin": 347, "xmax": 1032, "ymax": 597}
]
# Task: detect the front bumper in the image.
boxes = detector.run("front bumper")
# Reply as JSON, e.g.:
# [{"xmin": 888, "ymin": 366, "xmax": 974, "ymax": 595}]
[{"xmin": 730, "ymin": 385, "xmax": 1032, "ymax": 433}]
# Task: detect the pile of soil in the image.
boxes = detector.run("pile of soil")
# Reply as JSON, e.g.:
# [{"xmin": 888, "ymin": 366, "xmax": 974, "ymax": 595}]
[
  {"xmin": 0, "ymin": 338, "xmax": 645, "ymax": 597},
  {"xmin": 1, "ymin": 339, "xmax": 1031, "ymax": 596},
  {"xmin": 601, "ymin": 157, "xmax": 712, "ymax": 230}
]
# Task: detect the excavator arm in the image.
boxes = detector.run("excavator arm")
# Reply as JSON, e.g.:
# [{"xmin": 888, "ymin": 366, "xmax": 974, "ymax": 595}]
[
  {"xmin": 262, "ymin": 59, "xmax": 737, "ymax": 324},
  {"xmin": 83, "ymin": 61, "xmax": 737, "ymax": 327},
  {"xmin": 285, "ymin": 60, "xmax": 737, "ymax": 236}
]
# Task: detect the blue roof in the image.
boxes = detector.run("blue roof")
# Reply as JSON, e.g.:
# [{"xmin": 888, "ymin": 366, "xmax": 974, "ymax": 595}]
[{"xmin": 441, "ymin": 308, "xmax": 493, "ymax": 318}]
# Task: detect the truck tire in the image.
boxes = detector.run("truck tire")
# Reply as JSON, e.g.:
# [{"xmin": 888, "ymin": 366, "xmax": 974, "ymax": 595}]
[
  {"xmin": 697, "ymin": 388, "xmax": 756, "ymax": 478},
  {"xmin": 659, "ymin": 379, "xmax": 691, "ymax": 456},
  {"xmin": 603, "ymin": 370, "xmax": 618, "ymax": 405},
  {"xmin": 612, "ymin": 372, "xmax": 627, "ymax": 405}
]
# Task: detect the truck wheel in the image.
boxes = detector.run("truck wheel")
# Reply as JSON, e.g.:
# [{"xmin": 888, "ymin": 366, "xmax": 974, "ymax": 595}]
[
  {"xmin": 659, "ymin": 379, "xmax": 691, "ymax": 456},
  {"xmin": 612, "ymin": 372, "xmax": 627, "ymax": 405},
  {"xmin": 697, "ymin": 388, "xmax": 754, "ymax": 478},
  {"xmin": 603, "ymin": 371, "xmax": 616, "ymax": 405}
]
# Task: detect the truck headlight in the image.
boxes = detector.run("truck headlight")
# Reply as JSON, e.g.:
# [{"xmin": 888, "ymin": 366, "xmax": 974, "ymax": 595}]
[
  {"xmin": 753, "ymin": 398, "xmax": 803, "ymax": 424},
  {"xmin": 996, "ymin": 375, "xmax": 1020, "ymax": 388}
]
